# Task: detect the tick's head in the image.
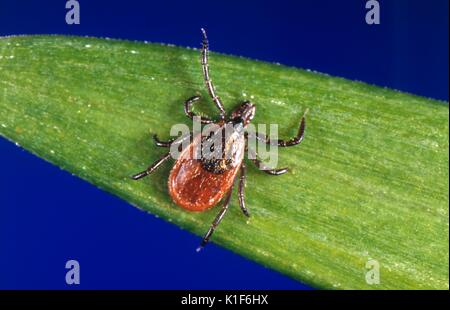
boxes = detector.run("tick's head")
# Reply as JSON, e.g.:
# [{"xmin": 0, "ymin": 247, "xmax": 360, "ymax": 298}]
[{"xmin": 231, "ymin": 101, "xmax": 256, "ymax": 126}]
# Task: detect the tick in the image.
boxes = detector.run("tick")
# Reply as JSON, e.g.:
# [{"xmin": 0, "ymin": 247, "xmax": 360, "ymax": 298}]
[{"xmin": 131, "ymin": 29, "xmax": 307, "ymax": 250}]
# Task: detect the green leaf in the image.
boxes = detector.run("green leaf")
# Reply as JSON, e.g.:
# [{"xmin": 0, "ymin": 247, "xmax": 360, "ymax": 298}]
[{"xmin": 0, "ymin": 35, "xmax": 448, "ymax": 289}]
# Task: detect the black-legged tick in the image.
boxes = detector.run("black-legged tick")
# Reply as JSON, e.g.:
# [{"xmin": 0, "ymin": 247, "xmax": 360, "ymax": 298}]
[{"xmin": 132, "ymin": 29, "xmax": 307, "ymax": 250}]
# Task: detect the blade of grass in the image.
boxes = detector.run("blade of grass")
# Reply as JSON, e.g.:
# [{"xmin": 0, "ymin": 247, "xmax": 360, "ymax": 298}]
[{"xmin": 0, "ymin": 35, "xmax": 448, "ymax": 289}]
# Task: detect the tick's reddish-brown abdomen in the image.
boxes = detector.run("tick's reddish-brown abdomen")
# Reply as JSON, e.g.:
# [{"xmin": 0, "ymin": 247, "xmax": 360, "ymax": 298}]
[{"xmin": 168, "ymin": 133, "xmax": 244, "ymax": 211}]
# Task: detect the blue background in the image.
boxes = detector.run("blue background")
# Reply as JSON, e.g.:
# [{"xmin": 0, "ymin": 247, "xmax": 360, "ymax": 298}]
[{"xmin": 0, "ymin": 1, "xmax": 448, "ymax": 289}]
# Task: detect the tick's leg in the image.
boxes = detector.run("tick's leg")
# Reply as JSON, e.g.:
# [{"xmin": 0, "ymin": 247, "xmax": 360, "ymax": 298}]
[
  {"xmin": 248, "ymin": 148, "xmax": 288, "ymax": 175},
  {"xmin": 130, "ymin": 152, "xmax": 171, "ymax": 180},
  {"xmin": 153, "ymin": 134, "xmax": 175, "ymax": 147},
  {"xmin": 200, "ymin": 28, "xmax": 226, "ymax": 119},
  {"xmin": 238, "ymin": 163, "xmax": 250, "ymax": 217},
  {"xmin": 154, "ymin": 131, "xmax": 193, "ymax": 148},
  {"xmin": 184, "ymin": 95, "xmax": 214, "ymax": 124},
  {"xmin": 254, "ymin": 110, "xmax": 307, "ymax": 147},
  {"xmin": 197, "ymin": 182, "xmax": 235, "ymax": 251},
  {"xmin": 252, "ymin": 158, "xmax": 288, "ymax": 175}
]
